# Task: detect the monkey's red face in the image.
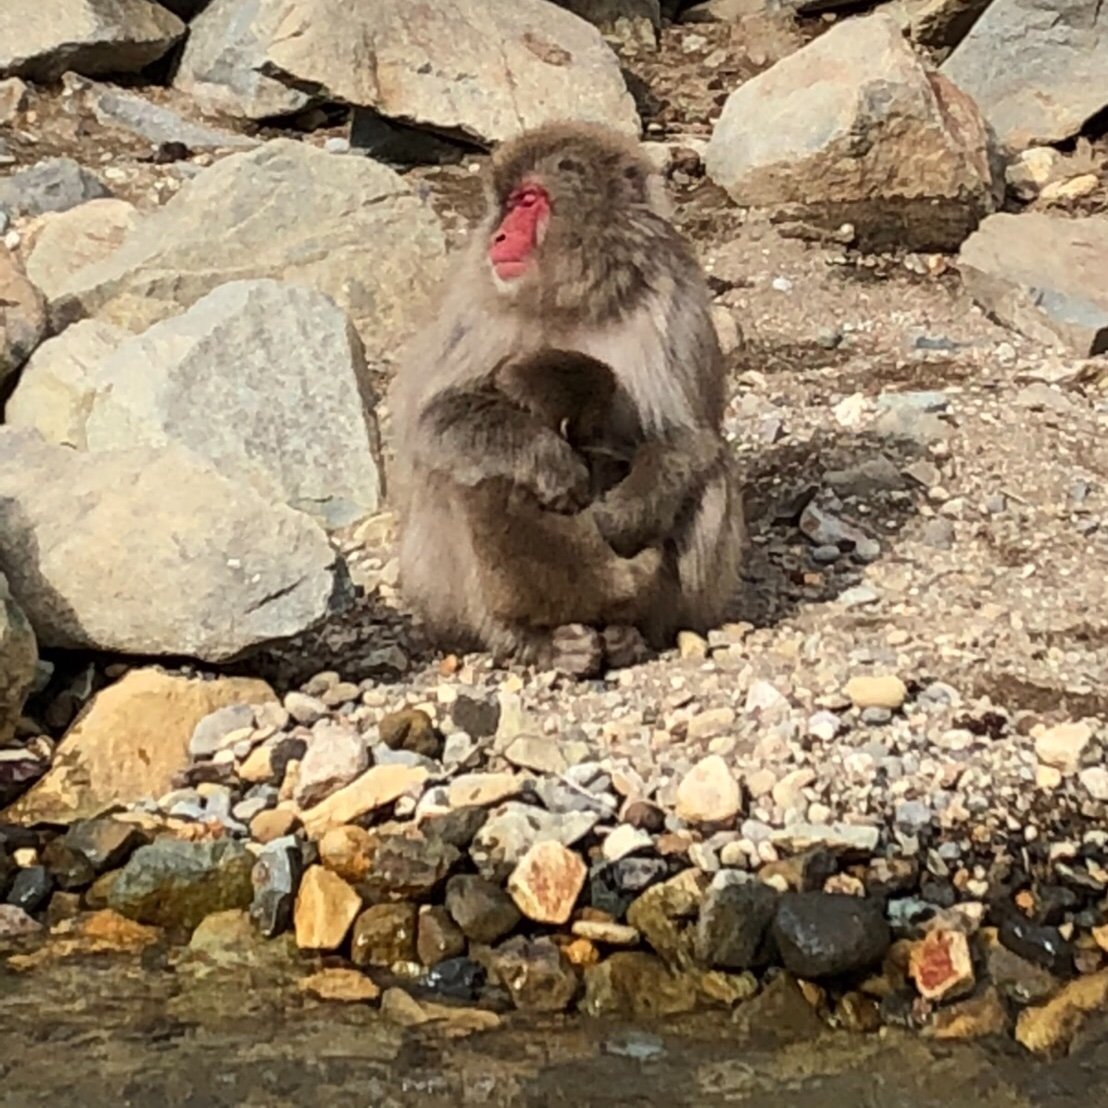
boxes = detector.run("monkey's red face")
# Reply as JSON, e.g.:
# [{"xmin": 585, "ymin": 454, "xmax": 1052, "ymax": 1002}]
[{"xmin": 489, "ymin": 181, "xmax": 550, "ymax": 282}]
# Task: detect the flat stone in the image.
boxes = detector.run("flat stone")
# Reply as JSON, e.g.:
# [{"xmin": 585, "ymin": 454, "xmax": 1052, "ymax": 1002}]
[
  {"xmin": 249, "ymin": 808, "xmax": 298, "ymax": 844},
  {"xmin": 958, "ymin": 213, "xmax": 1108, "ymax": 357},
  {"xmin": 0, "ymin": 431, "xmax": 342, "ymax": 662},
  {"xmin": 0, "ymin": 0, "xmax": 184, "ymax": 81},
  {"xmin": 705, "ymin": 11, "xmax": 997, "ymax": 251},
  {"xmin": 7, "ymin": 909, "xmax": 160, "ymax": 970},
  {"xmin": 3, "ymin": 669, "xmax": 273, "ymax": 826},
  {"xmin": 293, "ymin": 722, "xmax": 369, "ymax": 809},
  {"xmin": 942, "ymin": 0, "xmax": 1108, "ymax": 147},
  {"xmin": 448, "ymin": 772, "xmax": 525, "ymax": 809},
  {"xmin": 258, "ymin": 0, "xmax": 639, "ymax": 145},
  {"xmin": 1015, "ymin": 970, "xmax": 1108, "ymax": 1056},
  {"xmin": 292, "ymin": 864, "xmax": 361, "ymax": 951},
  {"xmin": 189, "ymin": 704, "xmax": 258, "ymax": 760},
  {"xmin": 107, "ymin": 839, "xmax": 255, "ymax": 932},
  {"xmin": 299, "ymin": 967, "xmax": 380, "ymax": 1003},
  {"xmin": 296, "ymin": 765, "xmax": 429, "ymax": 839},
  {"xmin": 1034, "ymin": 720, "xmax": 1094, "ymax": 774},
  {"xmin": 490, "ymin": 935, "xmax": 579, "ymax": 1012},
  {"xmin": 50, "ymin": 139, "xmax": 446, "ymax": 362},
  {"xmin": 350, "ymin": 902, "xmax": 419, "ymax": 967},
  {"xmin": 675, "ymin": 755, "xmax": 742, "ymax": 824},
  {"xmin": 909, "ymin": 928, "xmax": 975, "ymax": 1000},
  {"xmin": 508, "ymin": 841, "xmax": 587, "ymax": 925},
  {"xmin": 772, "ymin": 892, "xmax": 891, "ymax": 978}
]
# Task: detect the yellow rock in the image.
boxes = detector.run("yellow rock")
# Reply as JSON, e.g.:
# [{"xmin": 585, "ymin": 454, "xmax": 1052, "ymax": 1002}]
[
  {"xmin": 299, "ymin": 968, "xmax": 380, "ymax": 1003},
  {"xmin": 1016, "ymin": 970, "xmax": 1108, "ymax": 1055},
  {"xmin": 2, "ymin": 668, "xmax": 275, "ymax": 825},
  {"xmin": 844, "ymin": 675, "xmax": 907, "ymax": 711},
  {"xmin": 300, "ymin": 764, "xmax": 428, "ymax": 838},
  {"xmin": 293, "ymin": 865, "xmax": 362, "ymax": 951}
]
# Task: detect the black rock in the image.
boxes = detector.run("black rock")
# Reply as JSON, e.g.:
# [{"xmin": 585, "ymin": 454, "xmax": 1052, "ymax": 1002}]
[
  {"xmin": 918, "ymin": 878, "xmax": 957, "ymax": 908},
  {"xmin": 270, "ymin": 737, "xmax": 308, "ymax": 782},
  {"xmin": 445, "ymin": 874, "xmax": 521, "ymax": 943},
  {"xmin": 7, "ymin": 866, "xmax": 52, "ymax": 913},
  {"xmin": 0, "ymin": 752, "xmax": 47, "ymax": 808},
  {"xmin": 998, "ymin": 914, "xmax": 1073, "ymax": 976},
  {"xmin": 772, "ymin": 893, "xmax": 891, "ymax": 979},
  {"xmin": 0, "ymin": 848, "xmax": 13, "ymax": 898},
  {"xmin": 63, "ymin": 819, "xmax": 147, "ymax": 873},
  {"xmin": 420, "ymin": 806, "xmax": 488, "ymax": 850},
  {"xmin": 695, "ymin": 881, "xmax": 779, "ymax": 970},
  {"xmin": 450, "ymin": 695, "xmax": 500, "ymax": 739},
  {"xmin": 249, "ymin": 835, "xmax": 302, "ymax": 938},
  {"xmin": 1033, "ymin": 884, "xmax": 1080, "ymax": 926},
  {"xmin": 588, "ymin": 857, "xmax": 669, "ymax": 919},
  {"xmin": 41, "ymin": 840, "xmax": 96, "ymax": 891},
  {"xmin": 420, "ymin": 956, "xmax": 487, "ymax": 1002}
]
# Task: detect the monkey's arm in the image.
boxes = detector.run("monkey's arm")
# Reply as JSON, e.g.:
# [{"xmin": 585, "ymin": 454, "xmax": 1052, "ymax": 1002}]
[
  {"xmin": 416, "ymin": 385, "xmax": 590, "ymax": 512},
  {"xmin": 589, "ymin": 427, "xmax": 724, "ymax": 556}
]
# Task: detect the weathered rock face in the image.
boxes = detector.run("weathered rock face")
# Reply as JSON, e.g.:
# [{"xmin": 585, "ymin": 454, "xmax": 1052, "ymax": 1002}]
[
  {"xmin": 50, "ymin": 140, "xmax": 446, "ymax": 360},
  {"xmin": 172, "ymin": 0, "xmax": 313, "ymax": 120},
  {"xmin": 704, "ymin": 12, "xmax": 998, "ymax": 251},
  {"xmin": 18, "ymin": 280, "xmax": 384, "ymax": 528},
  {"xmin": 0, "ymin": 247, "xmax": 46, "ymax": 387},
  {"xmin": 0, "ymin": 429, "xmax": 344, "ymax": 661},
  {"xmin": 0, "ymin": 573, "xmax": 37, "ymax": 746},
  {"xmin": 5, "ymin": 320, "xmax": 127, "ymax": 448},
  {"xmin": 0, "ymin": 158, "xmax": 111, "ymax": 219},
  {"xmin": 942, "ymin": 0, "xmax": 1107, "ymax": 148},
  {"xmin": 259, "ymin": 0, "xmax": 640, "ymax": 145},
  {"xmin": 958, "ymin": 213, "xmax": 1108, "ymax": 357},
  {"xmin": 896, "ymin": 0, "xmax": 993, "ymax": 52},
  {"xmin": 23, "ymin": 199, "xmax": 138, "ymax": 307},
  {"xmin": 2, "ymin": 668, "xmax": 275, "ymax": 826},
  {"xmin": 0, "ymin": 0, "xmax": 185, "ymax": 81}
]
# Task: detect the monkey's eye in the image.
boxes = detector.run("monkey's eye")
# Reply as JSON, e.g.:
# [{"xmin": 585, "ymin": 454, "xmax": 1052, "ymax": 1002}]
[
  {"xmin": 557, "ymin": 157, "xmax": 582, "ymax": 174},
  {"xmin": 508, "ymin": 186, "xmax": 544, "ymax": 210}
]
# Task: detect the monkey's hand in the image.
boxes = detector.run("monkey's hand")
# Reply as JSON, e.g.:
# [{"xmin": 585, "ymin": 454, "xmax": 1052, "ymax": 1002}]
[
  {"xmin": 529, "ymin": 435, "xmax": 591, "ymax": 513},
  {"xmin": 589, "ymin": 427, "xmax": 723, "ymax": 555}
]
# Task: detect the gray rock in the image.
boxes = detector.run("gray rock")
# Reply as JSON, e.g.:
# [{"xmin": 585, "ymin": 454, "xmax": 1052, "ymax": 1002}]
[
  {"xmin": 88, "ymin": 83, "xmax": 258, "ymax": 150},
  {"xmin": 705, "ymin": 12, "xmax": 998, "ymax": 251},
  {"xmin": 5, "ymin": 320, "xmax": 128, "ymax": 448},
  {"xmin": 108, "ymin": 838, "xmax": 255, "ymax": 931},
  {"xmin": 173, "ymin": 0, "xmax": 313, "ymax": 120},
  {"xmin": 189, "ymin": 704, "xmax": 257, "ymax": 760},
  {"xmin": 250, "ymin": 834, "xmax": 302, "ymax": 937},
  {"xmin": 0, "ymin": 158, "xmax": 110, "ymax": 218},
  {"xmin": 470, "ymin": 802, "xmax": 599, "ymax": 881},
  {"xmin": 0, "ymin": 246, "xmax": 46, "ymax": 389},
  {"xmin": 0, "ymin": 428, "xmax": 342, "ymax": 662},
  {"xmin": 293, "ymin": 721, "xmax": 368, "ymax": 808},
  {"xmin": 41, "ymin": 279, "xmax": 385, "ymax": 528},
  {"xmin": 942, "ymin": 0, "xmax": 1107, "ymax": 147},
  {"xmin": 958, "ymin": 213, "xmax": 1108, "ymax": 357},
  {"xmin": 50, "ymin": 139, "xmax": 446, "ymax": 361},
  {"xmin": 445, "ymin": 874, "xmax": 522, "ymax": 943},
  {"xmin": 695, "ymin": 880, "xmax": 778, "ymax": 970},
  {"xmin": 62, "ymin": 818, "xmax": 146, "ymax": 872},
  {"xmin": 0, "ymin": 572, "xmax": 37, "ymax": 747},
  {"xmin": 0, "ymin": 0, "xmax": 185, "ymax": 81},
  {"xmin": 772, "ymin": 892, "xmax": 891, "ymax": 978},
  {"xmin": 259, "ymin": 0, "xmax": 640, "ymax": 145}
]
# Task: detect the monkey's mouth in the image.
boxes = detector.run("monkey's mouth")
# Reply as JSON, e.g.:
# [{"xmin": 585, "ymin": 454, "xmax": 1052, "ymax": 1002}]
[{"xmin": 492, "ymin": 260, "xmax": 529, "ymax": 281}]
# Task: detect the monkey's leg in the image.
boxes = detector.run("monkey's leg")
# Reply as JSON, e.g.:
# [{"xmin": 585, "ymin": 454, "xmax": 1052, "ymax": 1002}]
[
  {"xmin": 484, "ymin": 620, "xmax": 604, "ymax": 678},
  {"xmin": 416, "ymin": 385, "xmax": 590, "ymax": 512},
  {"xmin": 589, "ymin": 427, "xmax": 724, "ymax": 557}
]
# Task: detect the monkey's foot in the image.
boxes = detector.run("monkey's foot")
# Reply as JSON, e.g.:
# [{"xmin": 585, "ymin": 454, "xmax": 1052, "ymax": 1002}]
[
  {"xmin": 549, "ymin": 623, "xmax": 604, "ymax": 678},
  {"xmin": 602, "ymin": 624, "xmax": 652, "ymax": 669}
]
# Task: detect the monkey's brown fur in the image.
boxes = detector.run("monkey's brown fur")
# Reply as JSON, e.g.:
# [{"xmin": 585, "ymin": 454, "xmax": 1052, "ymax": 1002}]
[{"xmin": 389, "ymin": 120, "xmax": 745, "ymax": 669}]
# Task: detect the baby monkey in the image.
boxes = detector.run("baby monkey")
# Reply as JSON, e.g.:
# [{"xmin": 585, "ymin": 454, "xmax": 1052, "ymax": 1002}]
[{"xmin": 464, "ymin": 348, "xmax": 662, "ymax": 632}]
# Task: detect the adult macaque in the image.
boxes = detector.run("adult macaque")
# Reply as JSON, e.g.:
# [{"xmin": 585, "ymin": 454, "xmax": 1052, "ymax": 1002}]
[{"xmin": 389, "ymin": 121, "xmax": 744, "ymax": 673}]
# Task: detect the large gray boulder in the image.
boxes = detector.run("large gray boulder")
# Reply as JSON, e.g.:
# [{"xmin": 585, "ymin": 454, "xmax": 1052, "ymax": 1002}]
[
  {"xmin": 0, "ymin": 429, "xmax": 343, "ymax": 662},
  {"xmin": 0, "ymin": 572, "xmax": 37, "ymax": 747},
  {"xmin": 173, "ymin": 0, "xmax": 312, "ymax": 120},
  {"xmin": 49, "ymin": 139, "xmax": 446, "ymax": 361},
  {"xmin": 11, "ymin": 280, "xmax": 383, "ymax": 529},
  {"xmin": 958, "ymin": 213, "xmax": 1108, "ymax": 357},
  {"xmin": 259, "ymin": 0, "xmax": 639, "ymax": 144},
  {"xmin": 0, "ymin": 0, "xmax": 185, "ymax": 81},
  {"xmin": 704, "ymin": 12, "xmax": 998, "ymax": 251},
  {"xmin": 942, "ymin": 0, "xmax": 1107, "ymax": 148}
]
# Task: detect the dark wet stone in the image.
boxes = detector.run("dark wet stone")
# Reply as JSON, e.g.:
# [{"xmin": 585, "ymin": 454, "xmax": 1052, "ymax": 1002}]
[
  {"xmin": 419, "ymin": 806, "xmax": 488, "ymax": 849},
  {"xmin": 695, "ymin": 881, "xmax": 779, "ymax": 970},
  {"xmin": 172, "ymin": 760, "xmax": 240, "ymax": 788},
  {"xmin": 1034, "ymin": 885, "xmax": 1080, "ymax": 926},
  {"xmin": 626, "ymin": 871, "xmax": 709, "ymax": 967},
  {"xmin": 986, "ymin": 940, "xmax": 1060, "ymax": 1005},
  {"xmin": 6, "ymin": 865, "xmax": 52, "ymax": 913},
  {"xmin": 63, "ymin": 819, "xmax": 147, "ymax": 873},
  {"xmin": 622, "ymin": 800, "xmax": 665, "ymax": 834},
  {"xmin": 250, "ymin": 835, "xmax": 302, "ymax": 938},
  {"xmin": 379, "ymin": 708, "xmax": 442, "ymax": 759},
  {"xmin": 0, "ymin": 847, "xmax": 13, "ymax": 898},
  {"xmin": 417, "ymin": 905, "xmax": 466, "ymax": 966},
  {"xmin": 0, "ymin": 825, "xmax": 39, "ymax": 853},
  {"xmin": 581, "ymin": 952, "xmax": 697, "ymax": 1018},
  {"xmin": 421, "ymin": 955, "xmax": 487, "ymax": 1002},
  {"xmin": 358, "ymin": 834, "xmax": 460, "ymax": 902},
  {"xmin": 998, "ymin": 914, "xmax": 1073, "ymax": 976},
  {"xmin": 445, "ymin": 874, "xmax": 521, "ymax": 944},
  {"xmin": 772, "ymin": 893, "xmax": 891, "ymax": 978},
  {"xmin": 450, "ymin": 695, "xmax": 500, "ymax": 739},
  {"xmin": 45, "ymin": 890, "xmax": 81, "ymax": 926},
  {"xmin": 491, "ymin": 936, "xmax": 579, "ymax": 1013},
  {"xmin": 270, "ymin": 737, "xmax": 308, "ymax": 781},
  {"xmin": 0, "ymin": 752, "xmax": 46, "ymax": 808},
  {"xmin": 350, "ymin": 902, "xmax": 418, "ymax": 967},
  {"xmin": 41, "ymin": 840, "xmax": 96, "ymax": 891},
  {"xmin": 108, "ymin": 839, "xmax": 255, "ymax": 931},
  {"xmin": 588, "ymin": 856, "xmax": 669, "ymax": 919},
  {"xmin": 918, "ymin": 878, "xmax": 957, "ymax": 908},
  {"xmin": 731, "ymin": 973, "xmax": 826, "ymax": 1045}
]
